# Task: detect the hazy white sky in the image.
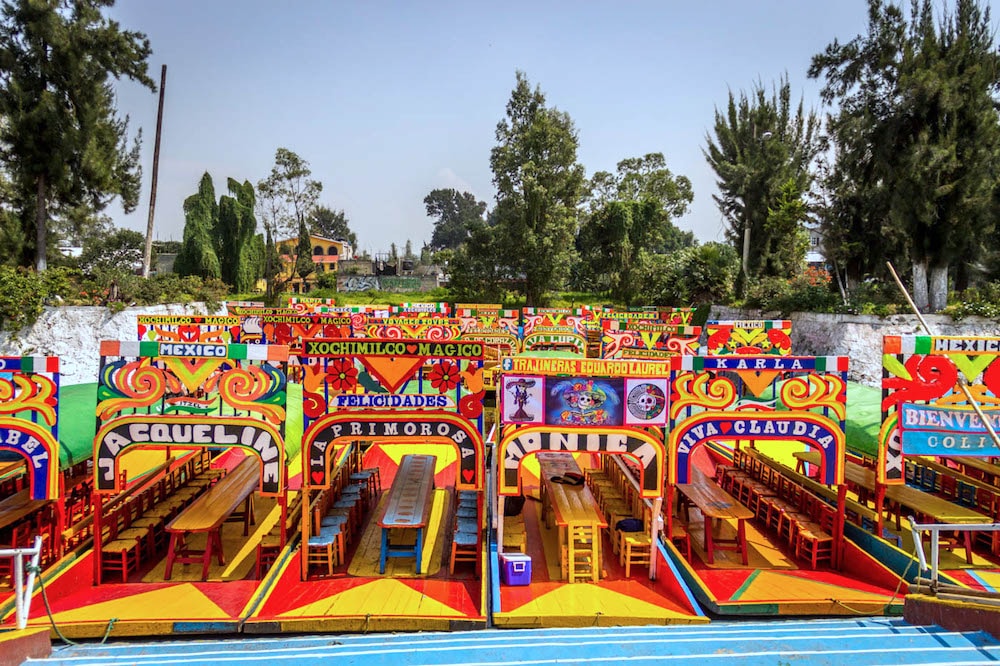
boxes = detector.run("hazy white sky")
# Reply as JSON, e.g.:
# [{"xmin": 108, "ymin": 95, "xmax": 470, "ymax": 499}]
[{"xmin": 105, "ymin": 1, "xmax": 880, "ymax": 253}]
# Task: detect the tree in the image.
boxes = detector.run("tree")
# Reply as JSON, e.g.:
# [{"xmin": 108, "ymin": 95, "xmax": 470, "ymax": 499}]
[
  {"xmin": 577, "ymin": 152, "xmax": 695, "ymax": 296},
  {"xmin": 257, "ymin": 148, "xmax": 321, "ymax": 297},
  {"xmin": 704, "ymin": 76, "xmax": 821, "ymax": 295},
  {"xmin": 423, "ymin": 188, "xmax": 487, "ymax": 250},
  {"xmin": 489, "ymin": 72, "xmax": 586, "ymax": 305},
  {"xmin": 79, "ymin": 227, "xmax": 144, "ymax": 276},
  {"xmin": 0, "ymin": 0, "xmax": 154, "ymax": 271},
  {"xmin": 216, "ymin": 178, "xmax": 258, "ymax": 293},
  {"xmin": 173, "ymin": 172, "xmax": 221, "ymax": 280},
  {"xmin": 810, "ymin": 0, "xmax": 1000, "ymax": 311},
  {"xmin": 294, "ymin": 217, "xmax": 314, "ymax": 282},
  {"xmin": 308, "ymin": 205, "xmax": 356, "ymax": 249}
]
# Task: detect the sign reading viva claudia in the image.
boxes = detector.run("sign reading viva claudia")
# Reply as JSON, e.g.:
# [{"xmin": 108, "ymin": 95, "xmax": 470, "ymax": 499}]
[{"xmin": 96, "ymin": 416, "xmax": 282, "ymax": 494}]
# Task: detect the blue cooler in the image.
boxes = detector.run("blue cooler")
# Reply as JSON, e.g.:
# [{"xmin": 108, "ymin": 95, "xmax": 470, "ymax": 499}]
[{"xmin": 501, "ymin": 553, "xmax": 532, "ymax": 585}]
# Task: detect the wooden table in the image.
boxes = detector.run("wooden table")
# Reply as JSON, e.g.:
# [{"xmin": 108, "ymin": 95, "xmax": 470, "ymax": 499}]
[
  {"xmin": 378, "ymin": 454, "xmax": 436, "ymax": 574},
  {"xmin": 0, "ymin": 488, "xmax": 48, "ymax": 532},
  {"xmin": 952, "ymin": 456, "xmax": 1000, "ymax": 486},
  {"xmin": 676, "ymin": 466, "xmax": 753, "ymax": 565},
  {"xmin": 537, "ymin": 452, "xmax": 607, "ymax": 581},
  {"xmin": 164, "ymin": 457, "xmax": 258, "ymax": 580},
  {"xmin": 799, "ymin": 453, "xmax": 986, "ymax": 563}
]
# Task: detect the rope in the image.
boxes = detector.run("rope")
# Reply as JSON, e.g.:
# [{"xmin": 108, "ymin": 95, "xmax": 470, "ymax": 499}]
[{"xmin": 26, "ymin": 563, "xmax": 117, "ymax": 647}]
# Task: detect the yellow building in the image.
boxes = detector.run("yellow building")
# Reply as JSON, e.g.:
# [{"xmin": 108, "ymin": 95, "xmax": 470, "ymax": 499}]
[{"xmin": 278, "ymin": 234, "xmax": 353, "ymax": 294}]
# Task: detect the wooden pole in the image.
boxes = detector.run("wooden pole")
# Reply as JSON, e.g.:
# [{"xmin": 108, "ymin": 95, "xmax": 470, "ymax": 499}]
[{"xmin": 142, "ymin": 64, "xmax": 167, "ymax": 279}]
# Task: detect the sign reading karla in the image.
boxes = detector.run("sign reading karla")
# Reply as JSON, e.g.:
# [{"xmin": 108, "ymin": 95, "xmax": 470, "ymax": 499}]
[
  {"xmin": 304, "ymin": 414, "xmax": 482, "ymax": 489},
  {"xmin": 95, "ymin": 416, "xmax": 283, "ymax": 494},
  {"xmin": 900, "ymin": 403, "xmax": 1000, "ymax": 456},
  {"xmin": 303, "ymin": 339, "xmax": 483, "ymax": 358}
]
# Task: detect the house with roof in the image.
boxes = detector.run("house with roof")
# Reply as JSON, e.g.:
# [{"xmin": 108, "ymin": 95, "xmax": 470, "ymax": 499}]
[{"xmin": 277, "ymin": 234, "xmax": 354, "ymax": 293}]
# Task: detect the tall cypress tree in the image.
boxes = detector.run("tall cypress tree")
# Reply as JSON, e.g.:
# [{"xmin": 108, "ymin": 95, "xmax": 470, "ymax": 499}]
[
  {"xmin": 216, "ymin": 178, "xmax": 258, "ymax": 293},
  {"xmin": 174, "ymin": 173, "xmax": 221, "ymax": 279}
]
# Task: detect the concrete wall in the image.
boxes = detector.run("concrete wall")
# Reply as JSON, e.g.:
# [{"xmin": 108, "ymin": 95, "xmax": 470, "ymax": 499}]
[
  {"xmin": 709, "ymin": 306, "xmax": 1000, "ymax": 386},
  {"xmin": 0, "ymin": 302, "xmax": 224, "ymax": 386}
]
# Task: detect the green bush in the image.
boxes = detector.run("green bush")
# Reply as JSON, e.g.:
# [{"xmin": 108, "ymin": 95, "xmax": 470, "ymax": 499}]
[
  {"xmin": 745, "ymin": 267, "xmax": 840, "ymax": 315},
  {"xmin": 941, "ymin": 282, "xmax": 1000, "ymax": 320}
]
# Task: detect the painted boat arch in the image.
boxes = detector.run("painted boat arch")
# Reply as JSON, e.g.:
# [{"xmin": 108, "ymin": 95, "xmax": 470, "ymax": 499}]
[
  {"xmin": 301, "ymin": 411, "xmax": 485, "ymax": 491},
  {"xmin": 496, "ymin": 425, "xmax": 664, "ymax": 498},
  {"xmin": 93, "ymin": 414, "xmax": 285, "ymax": 496}
]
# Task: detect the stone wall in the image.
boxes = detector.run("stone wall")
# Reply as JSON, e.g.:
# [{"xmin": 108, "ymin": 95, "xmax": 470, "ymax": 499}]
[
  {"xmin": 2, "ymin": 302, "xmax": 997, "ymax": 387},
  {"xmin": 0, "ymin": 303, "xmax": 224, "ymax": 386},
  {"xmin": 709, "ymin": 306, "xmax": 1000, "ymax": 386}
]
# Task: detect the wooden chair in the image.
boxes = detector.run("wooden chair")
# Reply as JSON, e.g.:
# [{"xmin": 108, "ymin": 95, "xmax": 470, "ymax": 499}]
[
  {"xmin": 565, "ymin": 522, "xmax": 600, "ymax": 582},
  {"xmin": 795, "ymin": 521, "xmax": 833, "ymax": 569},
  {"xmin": 618, "ymin": 513, "xmax": 652, "ymax": 578},
  {"xmin": 503, "ymin": 515, "xmax": 526, "ymax": 553},
  {"xmin": 450, "ymin": 529, "xmax": 478, "ymax": 574},
  {"xmin": 0, "ymin": 522, "xmax": 34, "ymax": 582},
  {"xmin": 669, "ymin": 520, "xmax": 691, "ymax": 561},
  {"xmin": 939, "ymin": 474, "xmax": 958, "ymax": 500},
  {"xmin": 306, "ymin": 525, "xmax": 342, "ymax": 577},
  {"xmin": 101, "ymin": 509, "xmax": 142, "ymax": 584}
]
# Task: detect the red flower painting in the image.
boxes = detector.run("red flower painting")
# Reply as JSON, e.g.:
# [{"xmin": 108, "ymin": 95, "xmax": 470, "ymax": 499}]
[
  {"xmin": 427, "ymin": 360, "xmax": 460, "ymax": 393},
  {"xmin": 329, "ymin": 358, "xmax": 358, "ymax": 392}
]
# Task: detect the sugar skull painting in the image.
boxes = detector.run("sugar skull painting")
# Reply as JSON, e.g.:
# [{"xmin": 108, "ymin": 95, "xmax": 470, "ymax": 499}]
[{"xmin": 546, "ymin": 378, "xmax": 623, "ymax": 426}]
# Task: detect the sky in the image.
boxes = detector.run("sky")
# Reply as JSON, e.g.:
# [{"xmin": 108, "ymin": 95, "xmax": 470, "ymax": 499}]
[{"xmin": 104, "ymin": 0, "xmax": 877, "ymax": 254}]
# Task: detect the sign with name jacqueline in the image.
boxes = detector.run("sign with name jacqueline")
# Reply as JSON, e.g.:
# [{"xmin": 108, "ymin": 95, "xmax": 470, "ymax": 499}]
[
  {"xmin": 899, "ymin": 403, "xmax": 1000, "ymax": 455},
  {"xmin": 95, "ymin": 415, "xmax": 283, "ymax": 494}
]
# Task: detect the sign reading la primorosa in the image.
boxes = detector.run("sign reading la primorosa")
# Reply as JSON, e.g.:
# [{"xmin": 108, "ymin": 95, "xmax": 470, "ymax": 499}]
[{"xmin": 303, "ymin": 339, "xmax": 483, "ymax": 358}]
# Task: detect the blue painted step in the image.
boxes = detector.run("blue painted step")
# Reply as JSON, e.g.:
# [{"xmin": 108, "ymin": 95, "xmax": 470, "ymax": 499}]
[{"xmin": 28, "ymin": 619, "xmax": 1000, "ymax": 666}]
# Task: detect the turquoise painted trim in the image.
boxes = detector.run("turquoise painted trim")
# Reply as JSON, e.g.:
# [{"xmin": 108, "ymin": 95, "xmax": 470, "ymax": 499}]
[
  {"xmin": 662, "ymin": 535, "xmax": 722, "ymax": 614},
  {"xmin": 655, "ymin": 538, "xmax": 705, "ymax": 617},
  {"xmin": 489, "ymin": 541, "xmax": 501, "ymax": 615},
  {"xmin": 172, "ymin": 621, "xmax": 239, "ymax": 633},
  {"xmin": 844, "ymin": 521, "xmax": 964, "ymax": 587},
  {"xmin": 968, "ymin": 569, "xmax": 996, "ymax": 592}
]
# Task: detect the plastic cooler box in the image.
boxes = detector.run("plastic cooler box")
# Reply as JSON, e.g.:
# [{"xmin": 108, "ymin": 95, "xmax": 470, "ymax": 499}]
[{"xmin": 501, "ymin": 553, "xmax": 532, "ymax": 585}]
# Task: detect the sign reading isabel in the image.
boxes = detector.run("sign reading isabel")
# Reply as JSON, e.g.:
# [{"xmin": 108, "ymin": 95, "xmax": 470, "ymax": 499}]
[
  {"xmin": 900, "ymin": 403, "xmax": 1000, "ymax": 456},
  {"xmin": 0, "ymin": 422, "xmax": 58, "ymax": 500},
  {"xmin": 95, "ymin": 415, "xmax": 283, "ymax": 494}
]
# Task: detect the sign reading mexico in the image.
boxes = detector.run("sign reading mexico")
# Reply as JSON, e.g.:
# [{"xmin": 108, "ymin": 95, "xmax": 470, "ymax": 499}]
[
  {"xmin": 899, "ymin": 403, "xmax": 1000, "ymax": 456},
  {"xmin": 95, "ymin": 415, "xmax": 283, "ymax": 494}
]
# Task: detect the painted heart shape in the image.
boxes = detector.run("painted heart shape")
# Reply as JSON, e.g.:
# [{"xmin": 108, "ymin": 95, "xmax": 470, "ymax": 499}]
[
  {"xmin": 311, "ymin": 471, "xmax": 325, "ymax": 485},
  {"xmin": 405, "ymin": 343, "xmax": 417, "ymax": 354},
  {"xmin": 720, "ymin": 422, "xmax": 732, "ymax": 434},
  {"xmin": 462, "ymin": 468, "xmax": 475, "ymax": 483}
]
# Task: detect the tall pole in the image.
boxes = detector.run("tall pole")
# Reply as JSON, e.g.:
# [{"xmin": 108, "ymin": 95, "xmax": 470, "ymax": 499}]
[{"xmin": 142, "ymin": 64, "xmax": 167, "ymax": 278}]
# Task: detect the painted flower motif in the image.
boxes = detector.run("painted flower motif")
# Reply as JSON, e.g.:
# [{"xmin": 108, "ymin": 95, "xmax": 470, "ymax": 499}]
[
  {"xmin": 328, "ymin": 358, "xmax": 358, "ymax": 392},
  {"xmin": 459, "ymin": 391, "xmax": 485, "ymax": 419},
  {"xmin": 428, "ymin": 360, "xmax": 460, "ymax": 393}
]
